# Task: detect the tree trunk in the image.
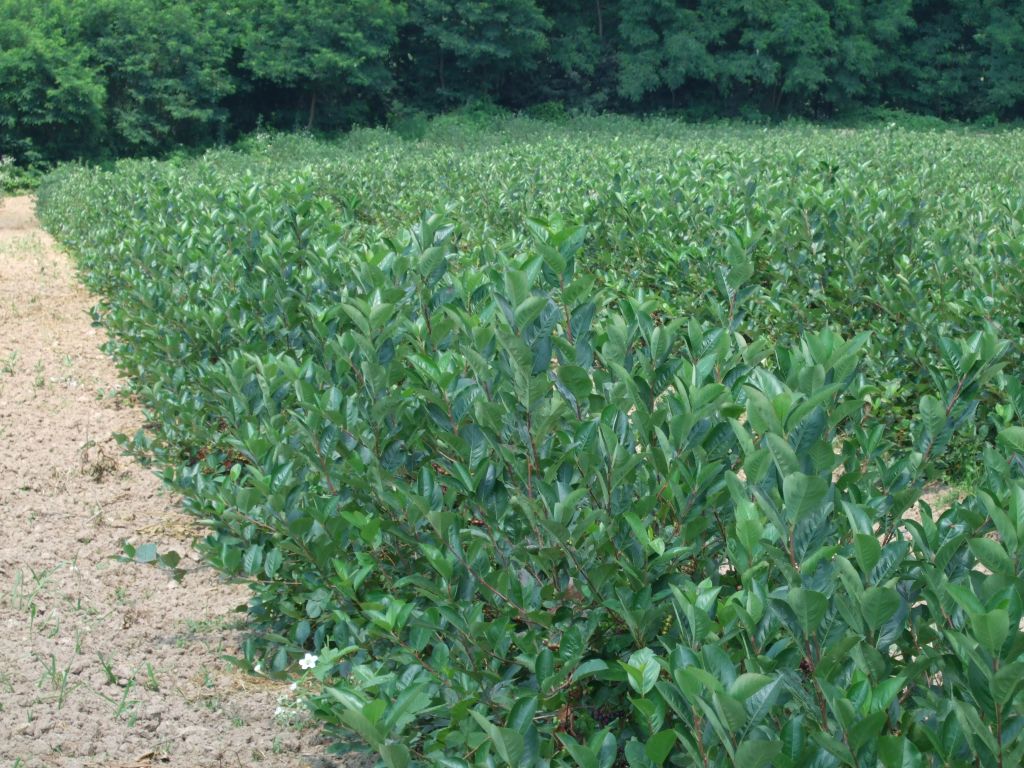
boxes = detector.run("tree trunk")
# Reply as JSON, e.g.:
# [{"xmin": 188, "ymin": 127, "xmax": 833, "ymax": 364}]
[
  {"xmin": 439, "ymin": 53, "xmax": 446, "ymax": 91},
  {"xmin": 595, "ymin": 0, "xmax": 604, "ymax": 39},
  {"xmin": 307, "ymin": 90, "xmax": 317, "ymax": 130}
]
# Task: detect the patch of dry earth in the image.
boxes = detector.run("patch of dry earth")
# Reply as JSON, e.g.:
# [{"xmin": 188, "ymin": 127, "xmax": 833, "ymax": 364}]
[{"xmin": 0, "ymin": 196, "xmax": 364, "ymax": 768}]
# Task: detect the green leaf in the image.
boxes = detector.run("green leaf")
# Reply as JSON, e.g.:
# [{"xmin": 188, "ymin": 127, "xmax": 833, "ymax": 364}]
[
  {"xmin": 788, "ymin": 587, "xmax": 828, "ymax": 634},
  {"xmin": 971, "ymin": 609, "xmax": 1010, "ymax": 653},
  {"xmin": 919, "ymin": 394, "xmax": 947, "ymax": 440},
  {"xmin": 506, "ymin": 695, "xmax": 538, "ymax": 734},
  {"xmin": 783, "ymin": 473, "xmax": 829, "ymax": 522},
  {"xmin": 745, "ymin": 389, "xmax": 781, "ymax": 435},
  {"xmin": 744, "ymin": 674, "xmax": 785, "ymax": 727},
  {"xmin": 954, "ymin": 700, "xmax": 1000, "ymax": 756},
  {"xmin": 810, "ymin": 730, "xmax": 855, "ymax": 763},
  {"xmin": 990, "ymin": 660, "xmax": 1024, "ymax": 705},
  {"xmin": 560, "ymin": 734, "xmax": 598, "ymax": 768},
  {"xmin": 847, "ymin": 710, "xmax": 887, "ymax": 752},
  {"xmin": 495, "ymin": 728, "xmax": 526, "ymax": 766},
  {"xmin": 726, "ymin": 260, "xmax": 754, "ymax": 291},
  {"xmin": 877, "ymin": 736, "xmax": 924, "ymax": 768},
  {"xmin": 713, "ymin": 690, "xmax": 748, "ymax": 731},
  {"xmin": 381, "ymin": 683, "xmax": 432, "ymax": 737},
  {"xmin": 331, "ymin": 700, "xmax": 384, "ymax": 748},
  {"xmin": 765, "ymin": 433, "xmax": 800, "ymax": 477},
  {"xmin": 644, "ymin": 730, "xmax": 676, "ymax": 767},
  {"xmin": 853, "ymin": 533, "xmax": 882, "ymax": 573},
  {"xmin": 572, "ymin": 659, "xmax": 609, "ymax": 680},
  {"xmin": 594, "ymin": 729, "xmax": 617, "ymax": 768},
  {"xmin": 243, "ymin": 543, "xmax": 263, "ymax": 575},
  {"xmin": 558, "ymin": 364, "xmax": 593, "ymax": 402},
  {"xmin": 861, "ymin": 586, "xmax": 900, "ymax": 631},
  {"xmin": 735, "ymin": 500, "xmax": 764, "ymax": 554},
  {"xmin": 631, "ymin": 695, "xmax": 665, "ymax": 735},
  {"xmin": 469, "ymin": 711, "xmax": 526, "ymax": 766},
  {"xmin": 727, "ymin": 673, "xmax": 773, "ymax": 701},
  {"xmin": 997, "ymin": 426, "xmax": 1024, "ymax": 454},
  {"xmin": 264, "ymin": 547, "xmax": 283, "ymax": 578},
  {"xmin": 380, "ymin": 744, "xmax": 411, "ymax": 768},
  {"xmin": 622, "ymin": 648, "xmax": 660, "ymax": 696},
  {"xmin": 158, "ymin": 550, "xmax": 181, "ymax": 570},
  {"xmin": 515, "ymin": 295, "xmax": 549, "ymax": 328},
  {"xmin": 536, "ymin": 648, "xmax": 554, "ymax": 684},
  {"xmin": 624, "ymin": 739, "xmax": 656, "ymax": 768},
  {"xmin": 871, "ymin": 676, "xmax": 906, "ymax": 712},
  {"xmin": 946, "ymin": 583, "xmax": 985, "ymax": 615},
  {"xmin": 780, "ymin": 714, "xmax": 804, "ymax": 761},
  {"xmin": 539, "ymin": 242, "xmax": 566, "ymax": 275},
  {"xmin": 969, "ymin": 537, "xmax": 1012, "ymax": 575},
  {"xmin": 734, "ymin": 740, "xmax": 782, "ymax": 768}
]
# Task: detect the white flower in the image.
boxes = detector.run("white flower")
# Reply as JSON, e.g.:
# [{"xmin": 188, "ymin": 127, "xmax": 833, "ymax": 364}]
[
  {"xmin": 289, "ymin": 681, "xmax": 298, "ymax": 691},
  {"xmin": 299, "ymin": 653, "xmax": 318, "ymax": 670},
  {"xmin": 253, "ymin": 662, "xmax": 262, "ymax": 674},
  {"xmin": 274, "ymin": 706, "xmax": 286, "ymax": 716}
]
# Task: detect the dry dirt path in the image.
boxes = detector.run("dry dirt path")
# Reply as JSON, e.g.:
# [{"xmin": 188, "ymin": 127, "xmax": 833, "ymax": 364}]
[{"xmin": 0, "ymin": 197, "xmax": 340, "ymax": 767}]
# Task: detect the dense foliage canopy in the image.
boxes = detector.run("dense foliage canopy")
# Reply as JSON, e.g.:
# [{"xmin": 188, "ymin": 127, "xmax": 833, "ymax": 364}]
[
  {"xmin": 38, "ymin": 117, "xmax": 1024, "ymax": 766},
  {"xmin": 4, "ymin": 0, "xmax": 1024, "ymax": 165}
]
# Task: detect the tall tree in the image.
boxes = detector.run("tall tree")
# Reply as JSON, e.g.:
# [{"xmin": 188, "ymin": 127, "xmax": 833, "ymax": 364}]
[
  {"xmin": 976, "ymin": 1, "xmax": 1024, "ymax": 118},
  {"xmin": 241, "ymin": 0, "xmax": 404, "ymax": 128},
  {"xmin": 819, "ymin": 0, "xmax": 913, "ymax": 113},
  {"xmin": 0, "ymin": 0, "xmax": 104, "ymax": 163},
  {"xmin": 885, "ymin": 0, "xmax": 983, "ymax": 118},
  {"xmin": 615, "ymin": 1, "xmax": 713, "ymax": 107},
  {"xmin": 6, "ymin": 0, "xmax": 1024, "ymax": 168},
  {"xmin": 734, "ymin": 0, "xmax": 838, "ymax": 115},
  {"xmin": 535, "ymin": 0, "xmax": 614, "ymax": 109},
  {"xmin": 69, "ymin": 0, "xmax": 235, "ymax": 154},
  {"xmin": 398, "ymin": 0, "xmax": 550, "ymax": 108}
]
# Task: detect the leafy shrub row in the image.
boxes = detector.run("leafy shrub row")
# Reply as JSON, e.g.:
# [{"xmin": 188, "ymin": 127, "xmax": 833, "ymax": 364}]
[
  {"xmin": 37, "ymin": 122, "xmax": 1024, "ymax": 766},
  {"xmin": 57, "ymin": 121, "xmax": 1024, "ymax": 479}
]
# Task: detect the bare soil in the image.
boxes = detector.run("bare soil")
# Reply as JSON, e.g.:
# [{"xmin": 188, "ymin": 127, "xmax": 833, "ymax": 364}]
[{"xmin": 0, "ymin": 197, "xmax": 360, "ymax": 767}]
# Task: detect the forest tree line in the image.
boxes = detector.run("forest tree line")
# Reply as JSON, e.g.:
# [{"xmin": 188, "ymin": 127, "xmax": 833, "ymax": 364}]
[{"xmin": 3, "ymin": 0, "xmax": 1023, "ymax": 165}]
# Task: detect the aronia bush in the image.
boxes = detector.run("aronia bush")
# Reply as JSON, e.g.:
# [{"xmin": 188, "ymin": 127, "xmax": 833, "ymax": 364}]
[{"xmin": 37, "ymin": 120, "xmax": 1024, "ymax": 766}]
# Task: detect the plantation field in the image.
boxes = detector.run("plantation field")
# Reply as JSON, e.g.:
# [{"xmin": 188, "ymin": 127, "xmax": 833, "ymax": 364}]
[{"xmin": 38, "ymin": 118, "xmax": 1024, "ymax": 767}]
